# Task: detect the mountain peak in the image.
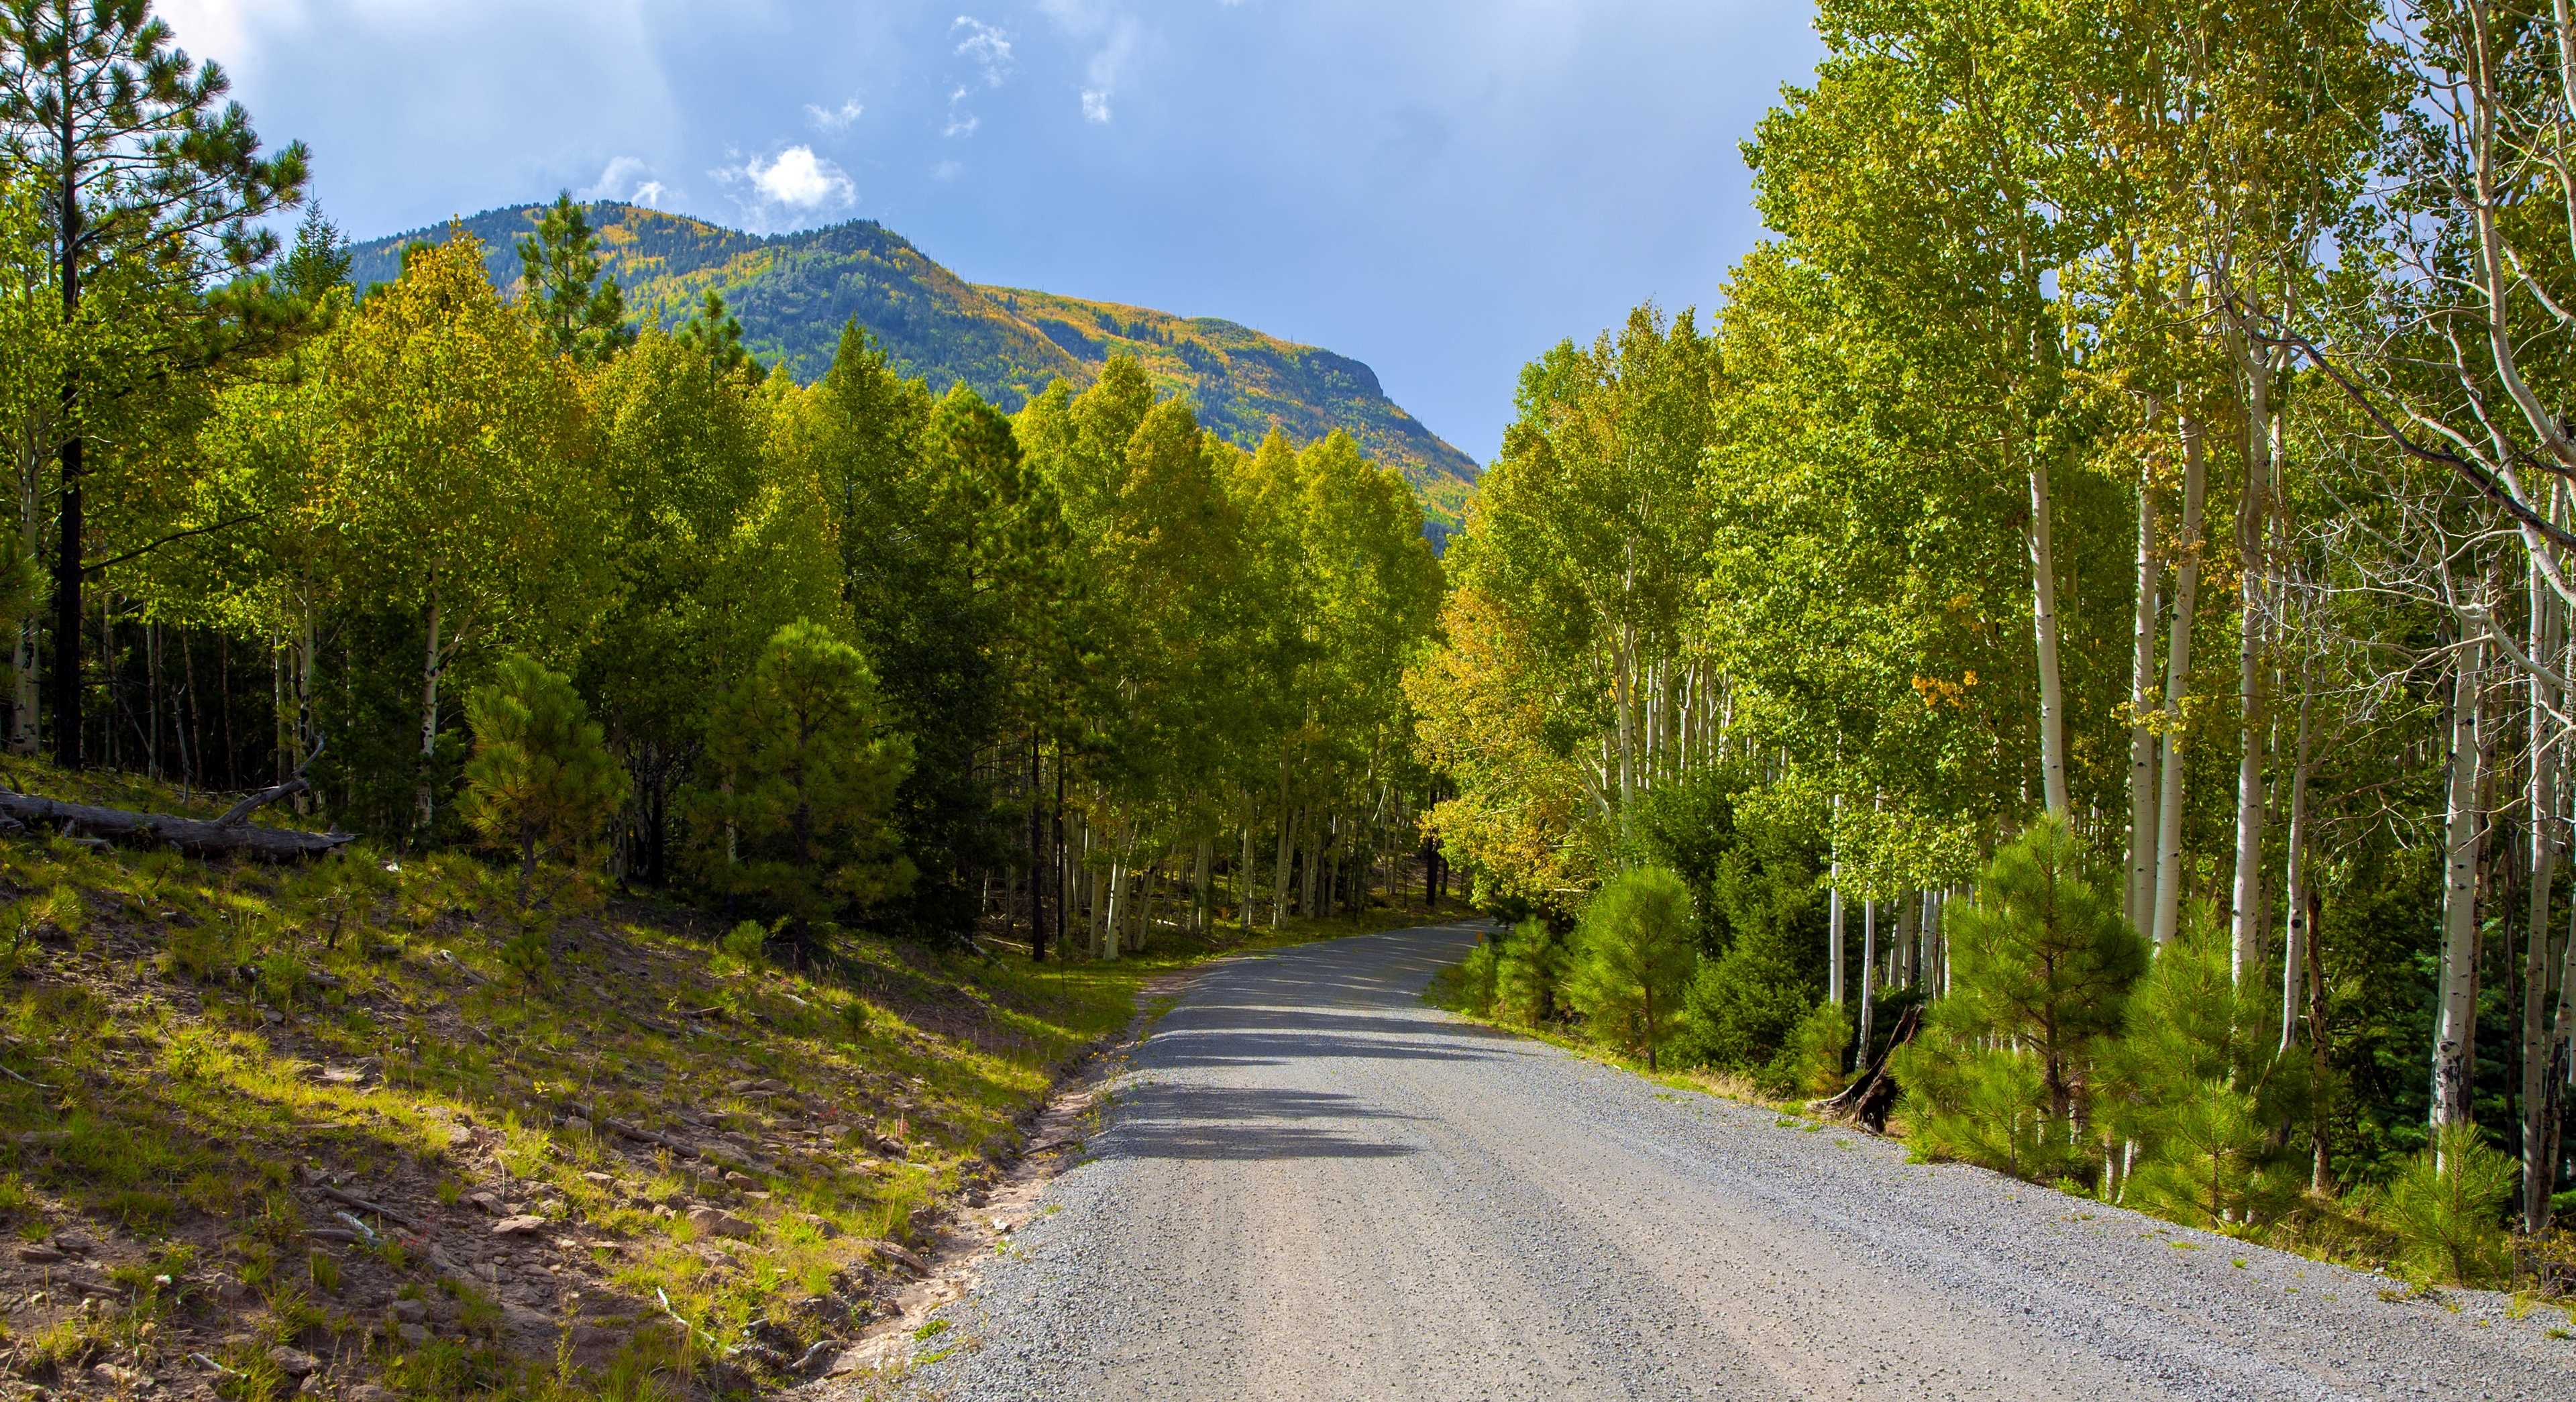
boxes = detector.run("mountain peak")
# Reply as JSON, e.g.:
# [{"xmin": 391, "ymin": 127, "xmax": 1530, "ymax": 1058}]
[{"xmin": 345, "ymin": 202, "xmax": 1477, "ymax": 529}]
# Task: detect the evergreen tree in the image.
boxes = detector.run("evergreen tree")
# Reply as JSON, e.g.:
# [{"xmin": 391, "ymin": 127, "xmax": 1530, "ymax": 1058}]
[
  {"xmin": 686, "ymin": 619, "xmax": 914, "ymax": 955},
  {"xmin": 460, "ymin": 655, "xmax": 627, "ymax": 906},
  {"xmin": 1565, "ymin": 865, "xmax": 1699, "ymax": 1069},
  {"xmin": 0, "ymin": 0, "xmax": 308, "ymax": 767},
  {"xmin": 516, "ymin": 192, "xmax": 632, "ymax": 364}
]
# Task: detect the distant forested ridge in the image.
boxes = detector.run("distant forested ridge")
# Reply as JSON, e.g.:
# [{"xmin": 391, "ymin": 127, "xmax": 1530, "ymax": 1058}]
[{"xmin": 347, "ymin": 203, "xmax": 1478, "ymax": 533}]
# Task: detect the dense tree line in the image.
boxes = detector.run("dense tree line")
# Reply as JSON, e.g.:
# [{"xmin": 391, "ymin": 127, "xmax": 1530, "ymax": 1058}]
[
  {"xmin": 0, "ymin": 5, "xmax": 1444, "ymax": 967},
  {"xmin": 1417, "ymin": 0, "xmax": 2576, "ymax": 1268}
]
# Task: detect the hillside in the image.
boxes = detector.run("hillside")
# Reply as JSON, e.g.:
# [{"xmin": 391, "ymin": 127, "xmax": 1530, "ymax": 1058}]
[
  {"xmin": 0, "ymin": 756, "xmax": 1467, "ymax": 1401},
  {"xmin": 346, "ymin": 203, "xmax": 1479, "ymax": 531}
]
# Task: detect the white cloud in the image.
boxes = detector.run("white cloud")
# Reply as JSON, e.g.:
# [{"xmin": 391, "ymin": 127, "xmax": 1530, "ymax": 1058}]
[
  {"xmin": 805, "ymin": 97, "xmax": 864, "ymax": 131},
  {"xmin": 717, "ymin": 145, "xmax": 857, "ymax": 227},
  {"xmin": 953, "ymin": 17, "xmax": 1013, "ymax": 85},
  {"xmin": 1037, "ymin": 3, "xmax": 1139, "ymax": 124},
  {"xmin": 945, "ymin": 17, "xmax": 1012, "ymax": 138},
  {"xmin": 932, "ymin": 160, "xmax": 963, "ymax": 182},
  {"xmin": 749, "ymin": 146, "xmax": 853, "ymax": 207},
  {"xmin": 631, "ymin": 181, "xmax": 667, "ymax": 207},
  {"xmin": 581, "ymin": 156, "xmax": 660, "ymax": 203}
]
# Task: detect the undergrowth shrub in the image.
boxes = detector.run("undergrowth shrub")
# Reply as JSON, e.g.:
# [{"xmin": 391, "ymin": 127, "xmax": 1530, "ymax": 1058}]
[
  {"xmin": 2385, "ymin": 1123, "xmax": 2517, "ymax": 1286},
  {"xmin": 1491, "ymin": 918, "xmax": 1565, "ymax": 1026},
  {"xmin": 1562, "ymin": 867, "xmax": 1697, "ymax": 1069}
]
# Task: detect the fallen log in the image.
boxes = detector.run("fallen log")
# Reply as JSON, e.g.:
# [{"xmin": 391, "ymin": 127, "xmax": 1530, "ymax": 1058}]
[
  {"xmin": 1811, "ymin": 1002, "xmax": 1923, "ymax": 1134},
  {"xmin": 0, "ymin": 744, "xmax": 354, "ymax": 861}
]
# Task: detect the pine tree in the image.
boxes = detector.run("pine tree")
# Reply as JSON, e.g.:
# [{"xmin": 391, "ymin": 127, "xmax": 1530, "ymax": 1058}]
[
  {"xmin": 1565, "ymin": 866, "xmax": 1699, "ymax": 1069},
  {"xmin": 0, "ymin": 0, "xmax": 309, "ymax": 767},
  {"xmin": 687, "ymin": 619, "xmax": 915, "ymax": 956},
  {"xmin": 516, "ymin": 193, "xmax": 633, "ymax": 364},
  {"xmin": 460, "ymin": 655, "xmax": 628, "ymax": 906}
]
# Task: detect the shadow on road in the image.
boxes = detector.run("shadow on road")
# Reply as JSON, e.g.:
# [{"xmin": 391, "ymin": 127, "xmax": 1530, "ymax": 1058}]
[{"xmin": 1097, "ymin": 1084, "xmax": 1427, "ymax": 1161}]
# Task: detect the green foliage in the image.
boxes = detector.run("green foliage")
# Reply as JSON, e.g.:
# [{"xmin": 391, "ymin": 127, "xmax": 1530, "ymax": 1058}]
[
  {"xmin": 1929, "ymin": 815, "xmax": 2145, "ymax": 1120},
  {"xmin": 1891, "ymin": 816, "xmax": 2143, "ymax": 1181},
  {"xmin": 1491, "ymin": 919, "xmax": 1566, "ymax": 1027},
  {"xmin": 343, "ymin": 203, "xmax": 1477, "ymax": 525},
  {"xmin": 1564, "ymin": 867, "xmax": 1698, "ymax": 1067},
  {"xmin": 1678, "ymin": 922, "xmax": 1817, "ymax": 1087},
  {"xmin": 2385, "ymin": 1124, "xmax": 2518, "ymax": 1287},
  {"xmin": 1891, "ymin": 1043, "xmax": 2080, "ymax": 1181},
  {"xmin": 720, "ymin": 920, "xmax": 770, "ymax": 967},
  {"xmin": 1781, "ymin": 1000, "xmax": 1854, "ymax": 1099},
  {"xmin": 686, "ymin": 621, "xmax": 914, "ymax": 948},
  {"xmin": 2103, "ymin": 911, "xmax": 2312, "ymax": 1232},
  {"xmin": 460, "ymin": 655, "xmax": 629, "ymax": 902},
  {"xmin": 517, "ymin": 192, "xmax": 635, "ymax": 364}
]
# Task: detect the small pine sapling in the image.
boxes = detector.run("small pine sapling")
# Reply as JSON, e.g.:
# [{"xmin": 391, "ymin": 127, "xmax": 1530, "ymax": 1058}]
[
  {"xmin": 460, "ymin": 655, "xmax": 629, "ymax": 908},
  {"xmin": 2387, "ymin": 1124, "xmax": 2518, "ymax": 1287},
  {"xmin": 1890, "ymin": 814, "xmax": 2143, "ymax": 1183},
  {"xmin": 1492, "ymin": 918, "xmax": 1566, "ymax": 1027},
  {"xmin": 1564, "ymin": 867, "xmax": 1699, "ymax": 1069}
]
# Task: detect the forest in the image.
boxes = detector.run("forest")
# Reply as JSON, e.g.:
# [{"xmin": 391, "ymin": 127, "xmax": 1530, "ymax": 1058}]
[
  {"xmin": 11, "ymin": 0, "xmax": 2576, "ymax": 1311},
  {"xmin": 1413, "ymin": 0, "xmax": 2576, "ymax": 1283}
]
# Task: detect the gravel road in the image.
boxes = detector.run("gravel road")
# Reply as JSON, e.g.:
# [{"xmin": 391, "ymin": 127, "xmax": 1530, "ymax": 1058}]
[{"xmin": 915, "ymin": 922, "xmax": 2576, "ymax": 1401}]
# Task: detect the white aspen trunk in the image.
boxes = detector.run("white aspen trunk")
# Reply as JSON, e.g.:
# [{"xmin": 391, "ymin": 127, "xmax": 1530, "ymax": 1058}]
[
  {"xmin": 1828, "ymin": 794, "xmax": 1845, "ymax": 1007},
  {"xmin": 2229, "ymin": 370, "xmax": 2275, "ymax": 986},
  {"xmin": 1239, "ymin": 820, "xmax": 1258, "ymax": 932},
  {"xmin": 1104, "ymin": 858, "xmax": 1125, "ymax": 961},
  {"xmin": 2280, "ymin": 671, "xmax": 2314, "ymax": 1054},
  {"xmin": 2151, "ymin": 416, "xmax": 2212, "ymax": 947},
  {"xmin": 1195, "ymin": 839, "xmax": 1214, "ymax": 934},
  {"xmin": 2527, "ymin": 551, "xmax": 2565, "ymax": 1230},
  {"xmin": 2434, "ymin": 639, "xmax": 2485, "ymax": 1131},
  {"xmin": 2028, "ymin": 456, "xmax": 2071, "ymax": 815},
  {"xmin": 2129, "ymin": 455, "xmax": 2161, "ymax": 932},
  {"xmin": 414, "ymin": 576, "xmax": 444, "ymax": 835},
  {"xmin": 1857, "ymin": 898, "xmax": 1878, "ymax": 1064},
  {"xmin": 1273, "ymin": 803, "xmax": 1297, "ymax": 928}
]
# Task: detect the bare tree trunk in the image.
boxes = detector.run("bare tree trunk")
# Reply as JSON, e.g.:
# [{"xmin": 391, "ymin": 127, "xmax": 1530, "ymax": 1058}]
[
  {"xmin": 2129, "ymin": 455, "xmax": 2161, "ymax": 932},
  {"xmin": 2230, "ymin": 371, "xmax": 2275, "ymax": 985},
  {"xmin": 1104, "ymin": 857, "xmax": 1125, "ymax": 961},
  {"xmin": 2434, "ymin": 637, "xmax": 2487, "ymax": 1131},
  {"xmin": 1239, "ymin": 817, "xmax": 1257, "ymax": 932},
  {"xmin": 1857, "ymin": 898, "xmax": 1879, "ymax": 1065},
  {"xmin": 415, "ymin": 576, "xmax": 443, "ymax": 837},
  {"xmin": 2152, "ymin": 415, "xmax": 2212, "ymax": 947},
  {"xmin": 2029, "ymin": 457, "xmax": 2071, "ymax": 814},
  {"xmin": 2281, "ymin": 670, "xmax": 2315, "ymax": 1054},
  {"xmin": 2528, "ymin": 551, "xmax": 2567, "ymax": 1230},
  {"xmin": 1829, "ymin": 795, "xmax": 1845, "ymax": 1007}
]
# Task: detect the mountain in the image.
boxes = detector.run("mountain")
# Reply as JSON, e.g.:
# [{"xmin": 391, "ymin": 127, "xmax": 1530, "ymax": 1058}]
[{"xmin": 345, "ymin": 203, "xmax": 1479, "ymax": 531}]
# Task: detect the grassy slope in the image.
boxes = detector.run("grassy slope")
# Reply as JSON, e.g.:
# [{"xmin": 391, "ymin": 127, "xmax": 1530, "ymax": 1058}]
[
  {"xmin": 0, "ymin": 758, "xmax": 1465, "ymax": 1401},
  {"xmin": 343, "ymin": 204, "xmax": 1479, "ymax": 533}
]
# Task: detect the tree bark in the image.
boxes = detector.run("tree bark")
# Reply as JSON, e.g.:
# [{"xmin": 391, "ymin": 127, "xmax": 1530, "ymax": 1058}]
[
  {"xmin": 2528, "ymin": 553, "xmax": 2565, "ymax": 1231},
  {"xmin": 2434, "ymin": 637, "xmax": 2486, "ymax": 1131},
  {"xmin": 2152, "ymin": 414, "xmax": 2211, "ymax": 947},
  {"xmin": 415, "ymin": 578, "xmax": 443, "ymax": 837},
  {"xmin": 2281, "ymin": 671, "xmax": 2314, "ymax": 1054},
  {"xmin": 2137, "ymin": 461, "xmax": 2165, "ymax": 923},
  {"xmin": 2230, "ymin": 370, "xmax": 2275, "ymax": 986},
  {"xmin": 0, "ymin": 779, "xmax": 352, "ymax": 859},
  {"xmin": 2029, "ymin": 457, "xmax": 2070, "ymax": 815}
]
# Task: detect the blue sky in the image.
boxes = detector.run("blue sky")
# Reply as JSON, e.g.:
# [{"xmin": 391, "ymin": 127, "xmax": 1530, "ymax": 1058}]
[{"xmin": 158, "ymin": 1, "xmax": 1821, "ymax": 464}]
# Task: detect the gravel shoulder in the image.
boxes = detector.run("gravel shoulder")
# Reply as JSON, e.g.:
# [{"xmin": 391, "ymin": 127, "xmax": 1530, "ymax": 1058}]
[{"xmin": 890, "ymin": 922, "xmax": 2576, "ymax": 1401}]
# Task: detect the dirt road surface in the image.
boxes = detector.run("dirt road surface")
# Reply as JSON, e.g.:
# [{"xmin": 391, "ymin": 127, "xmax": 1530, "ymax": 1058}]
[{"xmin": 904, "ymin": 923, "xmax": 2576, "ymax": 1400}]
